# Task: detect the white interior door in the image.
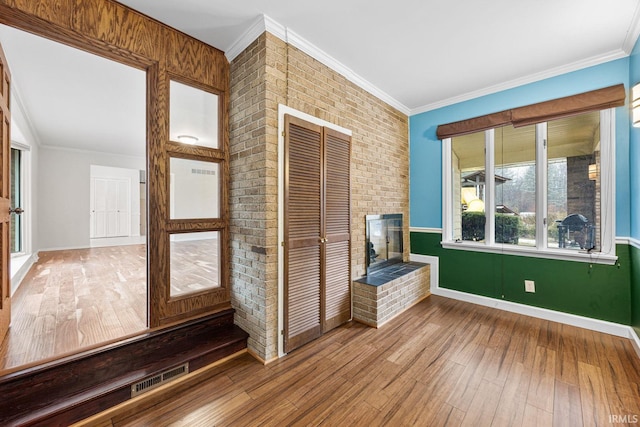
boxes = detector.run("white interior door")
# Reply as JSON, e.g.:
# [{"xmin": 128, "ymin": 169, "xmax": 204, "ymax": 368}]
[
  {"xmin": 91, "ymin": 177, "xmax": 130, "ymax": 238},
  {"xmin": 91, "ymin": 178, "xmax": 107, "ymax": 238}
]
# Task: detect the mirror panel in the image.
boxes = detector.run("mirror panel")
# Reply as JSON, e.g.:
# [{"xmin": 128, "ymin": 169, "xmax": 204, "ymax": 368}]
[
  {"xmin": 0, "ymin": 24, "xmax": 148, "ymax": 371},
  {"xmin": 169, "ymin": 80, "xmax": 219, "ymax": 149},
  {"xmin": 170, "ymin": 231, "xmax": 220, "ymax": 297},
  {"xmin": 169, "ymin": 157, "xmax": 219, "ymax": 219}
]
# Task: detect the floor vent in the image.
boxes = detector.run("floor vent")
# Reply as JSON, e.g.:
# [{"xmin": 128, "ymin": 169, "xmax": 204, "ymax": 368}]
[{"xmin": 131, "ymin": 362, "xmax": 189, "ymax": 398}]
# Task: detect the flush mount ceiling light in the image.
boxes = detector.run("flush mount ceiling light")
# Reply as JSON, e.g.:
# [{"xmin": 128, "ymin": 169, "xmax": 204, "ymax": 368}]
[
  {"xmin": 177, "ymin": 134, "xmax": 199, "ymax": 144},
  {"xmin": 633, "ymin": 83, "xmax": 640, "ymax": 128}
]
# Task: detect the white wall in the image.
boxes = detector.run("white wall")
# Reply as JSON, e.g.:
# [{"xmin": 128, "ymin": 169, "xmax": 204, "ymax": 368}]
[
  {"xmin": 38, "ymin": 146, "xmax": 144, "ymax": 250},
  {"xmin": 11, "ymin": 90, "xmax": 39, "ymax": 294}
]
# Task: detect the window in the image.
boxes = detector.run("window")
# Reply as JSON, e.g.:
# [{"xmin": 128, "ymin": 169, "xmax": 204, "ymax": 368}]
[
  {"xmin": 443, "ymin": 109, "xmax": 616, "ymax": 264},
  {"xmin": 10, "ymin": 147, "xmax": 25, "ymax": 255}
]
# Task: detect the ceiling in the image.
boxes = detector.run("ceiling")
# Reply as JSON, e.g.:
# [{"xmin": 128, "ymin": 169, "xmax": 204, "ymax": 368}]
[
  {"xmin": 0, "ymin": 24, "xmax": 147, "ymax": 157},
  {"xmin": 1, "ymin": 1, "xmax": 639, "ymax": 156},
  {"xmin": 117, "ymin": 0, "xmax": 640, "ymax": 113}
]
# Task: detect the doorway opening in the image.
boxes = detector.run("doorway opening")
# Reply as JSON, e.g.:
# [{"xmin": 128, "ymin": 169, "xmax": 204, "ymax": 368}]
[{"xmin": 0, "ymin": 24, "xmax": 148, "ymax": 371}]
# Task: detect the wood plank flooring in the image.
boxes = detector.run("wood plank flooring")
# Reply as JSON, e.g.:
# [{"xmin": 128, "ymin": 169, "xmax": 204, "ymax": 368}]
[
  {"xmin": 111, "ymin": 295, "xmax": 640, "ymax": 427},
  {"xmin": 0, "ymin": 238, "xmax": 222, "ymax": 371},
  {"xmin": 0, "ymin": 245, "xmax": 148, "ymax": 370}
]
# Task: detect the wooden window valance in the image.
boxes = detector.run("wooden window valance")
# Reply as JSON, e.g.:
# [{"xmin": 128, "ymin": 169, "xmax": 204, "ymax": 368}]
[{"xmin": 436, "ymin": 84, "xmax": 626, "ymax": 139}]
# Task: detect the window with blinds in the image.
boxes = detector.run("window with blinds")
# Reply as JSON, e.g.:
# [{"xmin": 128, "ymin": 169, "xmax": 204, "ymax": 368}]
[{"xmin": 440, "ymin": 86, "xmax": 621, "ymax": 264}]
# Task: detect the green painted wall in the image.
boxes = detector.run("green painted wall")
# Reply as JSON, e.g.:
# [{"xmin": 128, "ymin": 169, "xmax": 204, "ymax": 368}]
[
  {"xmin": 411, "ymin": 231, "xmax": 632, "ymax": 325},
  {"xmin": 631, "ymin": 245, "xmax": 640, "ymax": 335}
]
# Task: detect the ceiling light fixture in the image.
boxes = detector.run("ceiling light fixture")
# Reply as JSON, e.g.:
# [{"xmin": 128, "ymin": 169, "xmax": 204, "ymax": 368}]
[
  {"xmin": 633, "ymin": 83, "xmax": 640, "ymax": 128},
  {"xmin": 177, "ymin": 134, "xmax": 199, "ymax": 144}
]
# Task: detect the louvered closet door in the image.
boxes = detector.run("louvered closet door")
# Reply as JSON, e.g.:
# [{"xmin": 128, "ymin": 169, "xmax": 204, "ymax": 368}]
[
  {"xmin": 284, "ymin": 115, "xmax": 323, "ymax": 353},
  {"xmin": 323, "ymin": 128, "xmax": 351, "ymax": 332}
]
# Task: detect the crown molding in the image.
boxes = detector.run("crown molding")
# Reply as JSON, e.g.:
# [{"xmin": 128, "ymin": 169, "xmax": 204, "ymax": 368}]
[
  {"xmin": 282, "ymin": 26, "xmax": 410, "ymax": 115},
  {"xmin": 622, "ymin": 1, "xmax": 640, "ymax": 54},
  {"xmin": 410, "ymin": 49, "xmax": 628, "ymax": 116},
  {"xmin": 226, "ymin": 14, "xmax": 635, "ymax": 119},
  {"xmin": 225, "ymin": 14, "xmax": 411, "ymax": 116},
  {"xmin": 11, "ymin": 81, "xmax": 42, "ymax": 147},
  {"xmin": 224, "ymin": 15, "xmax": 267, "ymax": 62},
  {"xmin": 263, "ymin": 14, "xmax": 287, "ymax": 41}
]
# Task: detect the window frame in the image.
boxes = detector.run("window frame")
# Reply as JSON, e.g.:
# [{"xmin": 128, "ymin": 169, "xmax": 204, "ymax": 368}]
[
  {"xmin": 10, "ymin": 142, "xmax": 30, "ymax": 258},
  {"xmin": 441, "ymin": 108, "xmax": 617, "ymax": 265}
]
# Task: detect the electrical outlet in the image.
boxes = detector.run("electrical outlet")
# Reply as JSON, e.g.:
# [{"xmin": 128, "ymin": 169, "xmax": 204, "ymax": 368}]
[{"xmin": 525, "ymin": 280, "xmax": 535, "ymax": 293}]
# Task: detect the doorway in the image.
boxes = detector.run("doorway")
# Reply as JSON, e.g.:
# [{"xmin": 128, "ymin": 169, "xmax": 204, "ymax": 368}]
[{"xmin": 0, "ymin": 24, "xmax": 148, "ymax": 370}]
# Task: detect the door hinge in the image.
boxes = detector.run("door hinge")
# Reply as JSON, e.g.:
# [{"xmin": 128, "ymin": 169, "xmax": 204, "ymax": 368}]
[
  {"xmin": 281, "ymin": 131, "xmax": 286, "ymax": 137},
  {"xmin": 543, "ymin": 139, "xmax": 547, "ymax": 148},
  {"xmin": 281, "ymin": 329, "xmax": 284, "ymax": 335},
  {"xmin": 543, "ymin": 217, "xmax": 547, "ymax": 226},
  {"xmin": 281, "ymin": 241, "xmax": 285, "ymax": 247}
]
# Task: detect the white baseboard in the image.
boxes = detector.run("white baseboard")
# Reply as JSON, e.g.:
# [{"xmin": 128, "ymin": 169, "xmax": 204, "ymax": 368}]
[
  {"xmin": 432, "ymin": 286, "xmax": 633, "ymax": 338},
  {"xmin": 631, "ymin": 328, "xmax": 640, "ymax": 359},
  {"xmin": 410, "ymin": 252, "xmax": 638, "ymax": 345},
  {"xmin": 90, "ymin": 235, "xmax": 146, "ymax": 247},
  {"xmin": 11, "ymin": 252, "xmax": 38, "ymax": 296}
]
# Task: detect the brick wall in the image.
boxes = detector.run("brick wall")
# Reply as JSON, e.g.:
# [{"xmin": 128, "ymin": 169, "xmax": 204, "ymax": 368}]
[
  {"xmin": 230, "ymin": 32, "xmax": 409, "ymax": 360},
  {"xmin": 353, "ymin": 266, "xmax": 431, "ymax": 327}
]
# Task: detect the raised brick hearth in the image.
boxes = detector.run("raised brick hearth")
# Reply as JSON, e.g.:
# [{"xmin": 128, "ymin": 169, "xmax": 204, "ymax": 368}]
[{"xmin": 353, "ymin": 262, "xmax": 430, "ymax": 328}]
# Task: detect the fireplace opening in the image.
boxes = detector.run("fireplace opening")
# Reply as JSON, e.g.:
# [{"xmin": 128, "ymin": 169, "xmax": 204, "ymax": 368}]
[{"xmin": 365, "ymin": 213, "xmax": 403, "ymax": 275}]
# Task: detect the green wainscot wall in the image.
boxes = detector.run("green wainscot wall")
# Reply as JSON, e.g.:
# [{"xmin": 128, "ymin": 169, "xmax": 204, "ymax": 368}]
[
  {"xmin": 630, "ymin": 244, "xmax": 640, "ymax": 335},
  {"xmin": 410, "ymin": 232, "xmax": 633, "ymax": 325}
]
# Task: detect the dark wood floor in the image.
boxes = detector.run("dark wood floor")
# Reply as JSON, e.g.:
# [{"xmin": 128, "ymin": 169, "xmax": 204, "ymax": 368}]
[{"xmin": 109, "ymin": 295, "xmax": 640, "ymax": 427}]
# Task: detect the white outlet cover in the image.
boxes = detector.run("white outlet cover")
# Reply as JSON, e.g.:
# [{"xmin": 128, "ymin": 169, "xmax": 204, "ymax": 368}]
[{"xmin": 525, "ymin": 280, "xmax": 535, "ymax": 293}]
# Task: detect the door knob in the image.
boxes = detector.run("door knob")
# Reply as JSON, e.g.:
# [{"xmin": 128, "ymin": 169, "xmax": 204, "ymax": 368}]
[{"xmin": 9, "ymin": 207, "xmax": 24, "ymax": 215}]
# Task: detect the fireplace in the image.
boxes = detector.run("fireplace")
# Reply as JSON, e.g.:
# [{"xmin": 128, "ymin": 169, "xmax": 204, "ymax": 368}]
[{"xmin": 365, "ymin": 213, "xmax": 403, "ymax": 275}]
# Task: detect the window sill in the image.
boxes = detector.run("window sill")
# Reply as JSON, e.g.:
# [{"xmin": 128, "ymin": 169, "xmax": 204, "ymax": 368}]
[{"xmin": 440, "ymin": 241, "xmax": 618, "ymax": 265}]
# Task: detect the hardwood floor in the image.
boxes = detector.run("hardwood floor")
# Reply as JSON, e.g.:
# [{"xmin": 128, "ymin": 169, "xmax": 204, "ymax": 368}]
[
  {"xmin": 110, "ymin": 295, "xmax": 640, "ymax": 427},
  {"xmin": 0, "ymin": 238, "xmax": 222, "ymax": 371},
  {"xmin": 0, "ymin": 245, "xmax": 147, "ymax": 370},
  {"xmin": 170, "ymin": 237, "xmax": 220, "ymax": 297}
]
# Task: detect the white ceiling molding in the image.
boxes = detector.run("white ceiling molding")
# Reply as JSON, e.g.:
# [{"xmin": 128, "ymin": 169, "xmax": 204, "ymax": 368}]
[
  {"xmin": 39, "ymin": 143, "xmax": 146, "ymax": 160},
  {"xmin": 220, "ymin": 6, "xmax": 640, "ymax": 118},
  {"xmin": 224, "ymin": 15, "xmax": 267, "ymax": 62},
  {"xmin": 282, "ymin": 26, "xmax": 410, "ymax": 116},
  {"xmin": 263, "ymin": 15, "xmax": 287, "ymax": 42},
  {"xmin": 10, "ymin": 81, "xmax": 42, "ymax": 147},
  {"xmin": 225, "ymin": 14, "xmax": 411, "ymax": 116},
  {"xmin": 622, "ymin": 2, "xmax": 640, "ymax": 54},
  {"xmin": 410, "ymin": 49, "xmax": 628, "ymax": 116},
  {"xmin": 225, "ymin": 12, "xmax": 635, "ymax": 118}
]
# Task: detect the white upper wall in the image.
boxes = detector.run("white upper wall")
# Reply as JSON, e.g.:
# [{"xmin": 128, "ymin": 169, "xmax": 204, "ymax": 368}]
[{"xmin": 38, "ymin": 147, "xmax": 144, "ymax": 251}]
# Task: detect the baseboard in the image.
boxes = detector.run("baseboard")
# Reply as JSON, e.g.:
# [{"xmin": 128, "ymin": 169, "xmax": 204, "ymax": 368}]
[
  {"xmin": 431, "ymin": 286, "xmax": 632, "ymax": 338},
  {"xmin": 90, "ymin": 235, "xmax": 146, "ymax": 248},
  {"xmin": 630, "ymin": 327, "xmax": 640, "ymax": 359},
  {"xmin": 247, "ymin": 347, "xmax": 271, "ymax": 365},
  {"xmin": 409, "ymin": 252, "xmax": 639, "ymax": 345},
  {"xmin": 10, "ymin": 252, "xmax": 38, "ymax": 295}
]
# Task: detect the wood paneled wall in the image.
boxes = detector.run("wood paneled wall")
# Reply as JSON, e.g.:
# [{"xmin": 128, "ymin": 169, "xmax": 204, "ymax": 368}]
[
  {"xmin": 0, "ymin": 0, "xmax": 231, "ymax": 328},
  {"xmin": 0, "ymin": 0, "xmax": 240, "ymax": 421}
]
